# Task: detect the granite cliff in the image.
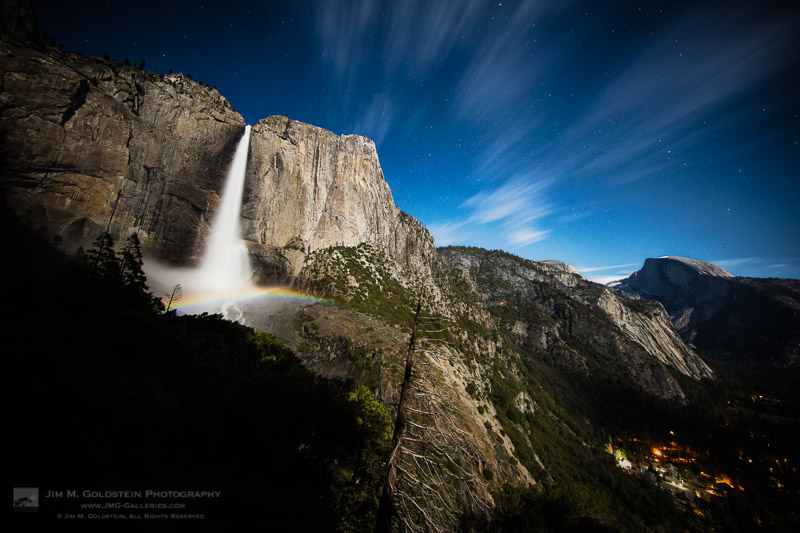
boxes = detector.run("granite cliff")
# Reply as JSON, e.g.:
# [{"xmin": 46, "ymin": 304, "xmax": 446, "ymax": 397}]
[
  {"xmin": 616, "ymin": 256, "xmax": 800, "ymax": 365},
  {"xmin": 0, "ymin": 32, "xmax": 246, "ymax": 262},
  {"xmin": 241, "ymin": 116, "xmax": 440, "ymax": 286}
]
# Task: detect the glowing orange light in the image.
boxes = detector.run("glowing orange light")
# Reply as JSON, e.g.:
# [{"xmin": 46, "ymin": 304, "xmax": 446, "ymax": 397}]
[
  {"xmin": 715, "ymin": 475, "xmax": 734, "ymax": 488},
  {"xmin": 653, "ymin": 448, "xmax": 662, "ymax": 456}
]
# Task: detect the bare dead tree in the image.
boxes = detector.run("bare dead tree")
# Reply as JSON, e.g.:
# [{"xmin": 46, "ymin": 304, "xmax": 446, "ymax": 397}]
[
  {"xmin": 165, "ymin": 283, "xmax": 183, "ymax": 312},
  {"xmin": 391, "ymin": 339, "xmax": 490, "ymax": 532},
  {"xmin": 376, "ymin": 283, "xmax": 489, "ymax": 532},
  {"xmin": 376, "ymin": 282, "xmax": 425, "ymax": 532}
]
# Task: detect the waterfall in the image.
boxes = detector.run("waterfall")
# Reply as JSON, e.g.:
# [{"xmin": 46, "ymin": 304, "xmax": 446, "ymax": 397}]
[
  {"xmin": 143, "ymin": 125, "xmax": 261, "ymax": 319},
  {"xmin": 196, "ymin": 125, "xmax": 253, "ymax": 291}
]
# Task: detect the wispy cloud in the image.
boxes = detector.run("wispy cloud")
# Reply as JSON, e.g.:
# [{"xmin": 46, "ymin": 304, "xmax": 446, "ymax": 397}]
[
  {"xmin": 575, "ymin": 263, "xmax": 638, "ymax": 274},
  {"xmin": 317, "ymin": 1, "xmax": 379, "ymax": 88},
  {"xmin": 432, "ymin": 176, "xmax": 555, "ymax": 248},
  {"xmin": 711, "ymin": 257, "xmax": 763, "ymax": 270},
  {"xmin": 312, "ymin": 1, "xmax": 799, "ymax": 274},
  {"xmin": 708, "ymin": 257, "xmax": 800, "ymax": 278},
  {"xmin": 428, "ymin": 221, "xmax": 468, "ymax": 247},
  {"xmin": 316, "ymin": 0, "xmax": 487, "ymax": 145},
  {"xmin": 587, "ymin": 274, "xmax": 630, "ymax": 285},
  {"xmin": 462, "ymin": 177, "xmax": 553, "ymax": 225},
  {"xmin": 459, "ymin": 3, "xmax": 799, "ymax": 188},
  {"xmin": 578, "ymin": 263, "xmax": 637, "ymax": 285},
  {"xmin": 353, "ymin": 92, "xmax": 396, "ymax": 146},
  {"xmin": 507, "ymin": 228, "xmax": 551, "ymax": 246},
  {"xmin": 382, "ymin": 1, "xmax": 484, "ymax": 77},
  {"xmin": 454, "ymin": 1, "xmax": 556, "ymax": 120}
]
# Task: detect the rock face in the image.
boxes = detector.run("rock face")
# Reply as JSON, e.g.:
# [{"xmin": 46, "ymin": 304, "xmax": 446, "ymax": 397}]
[
  {"xmin": 623, "ymin": 257, "xmax": 732, "ymax": 303},
  {"xmin": 617, "ymin": 257, "xmax": 800, "ymax": 365},
  {"xmin": 536, "ymin": 259, "xmax": 581, "ymax": 277},
  {"xmin": 0, "ymin": 12, "xmax": 440, "ymax": 288},
  {"xmin": 440, "ymin": 247, "xmax": 713, "ymax": 399},
  {"xmin": 0, "ymin": 29, "xmax": 245, "ymax": 262},
  {"xmin": 241, "ymin": 116, "xmax": 438, "ymax": 282}
]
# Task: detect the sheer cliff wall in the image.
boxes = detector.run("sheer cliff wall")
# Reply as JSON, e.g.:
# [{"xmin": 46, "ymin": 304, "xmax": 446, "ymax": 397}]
[
  {"xmin": 0, "ymin": 38, "xmax": 246, "ymax": 262},
  {"xmin": 242, "ymin": 116, "xmax": 439, "ymax": 283}
]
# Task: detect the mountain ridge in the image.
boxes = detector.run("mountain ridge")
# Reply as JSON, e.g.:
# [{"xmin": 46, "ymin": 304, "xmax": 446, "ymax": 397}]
[{"xmin": 614, "ymin": 256, "xmax": 800, "ymax": 366}]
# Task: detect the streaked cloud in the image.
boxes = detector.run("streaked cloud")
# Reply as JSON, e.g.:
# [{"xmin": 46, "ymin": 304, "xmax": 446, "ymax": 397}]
[
  {"xmin": 459, "ymin": 2, "xmax": 799, "ymax": 188},
  {"xmin": 575, "ymin": 263, "xmax": 638, "ymax": 274},
  {"xmin": 767, "ymin": 263, "xmax": 789, "ymax": 270},
  {"xmin": 454, "ymin": 1, "xmax": 555, "ymax": 120},
  {"xmin": 580, "ymin": 263, "xmax": 637, "ymax": 285},
  {"xmin": 316, "ymin": 0, "xmax": 487, "ymax": 145},
  {"xmin": 311, "ymin": 1, "xmax": 799, "ymax": 277},
  {"xmin": 507, "ymin": 228, "xmax": 551, "ymax": 246},
  {"xmin": 432, "ymin": 176, "xmax": 555, "ymax": 248},
  {"xmin": 462, "ymin": 177, "xmax": 553, "ymax": 225},
  {"xmin": 428, "ymin": 221, "xmax": 468, "ymax": 247},
  {"xmin": 711, "ymin": 257, "xmax": 763, "ymax": 269},
  {"xmin": 707, "ymin": 257, "xmax": 800, "ymax": 279},
  {"xmin": 353, "ymin": 92, "xmax": 396, "ymax": 146},
  {"xmin": 587, "ymin": 274, "xmax": 630, "ymax": 285}
]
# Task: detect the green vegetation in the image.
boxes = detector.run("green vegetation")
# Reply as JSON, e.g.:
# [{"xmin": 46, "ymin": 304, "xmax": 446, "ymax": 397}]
[
  {"xmin": 281, "ymin": 243, "xmax": 800, "ymax": 531},
  {"xmin": 5, "ymin": 211, "xmax": 391, "ymax": 529},
  {"xmin": 283, "ymin": 235, "xmax": 304, "ymax": 251},
  {"xmin": 300, "ymin": 243, "xmax": 419, "ymax": 327},
  {"xmin": 292, "ymin": 308, "xmax": 384, "ymax": 390},
  {"xmin": 619, "ymin": 295, "xmax": 659, "ymax": 317},
  {"xmin": 439, "ymin": 247, "xmax": 800, "ymax": 531}
]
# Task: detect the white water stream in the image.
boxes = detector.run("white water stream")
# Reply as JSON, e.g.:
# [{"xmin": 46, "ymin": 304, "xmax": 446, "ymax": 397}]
[{"xmin": 196, "ymin": 124, "xmax": 253, "ymax": 291}]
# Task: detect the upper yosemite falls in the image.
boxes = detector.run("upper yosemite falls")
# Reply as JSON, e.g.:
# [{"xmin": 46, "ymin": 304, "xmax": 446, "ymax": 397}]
[{"xmin": 5, "ymin": 1, "xmax": 800, "ymax": 531}]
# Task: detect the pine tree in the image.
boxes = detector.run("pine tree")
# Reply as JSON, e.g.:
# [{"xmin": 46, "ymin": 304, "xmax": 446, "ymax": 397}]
[
  {"xmin": 118, "ymin": 233, "xmax": 147, "ymax": 291},
  {"xmin": 72, "ymin": 246, "xmax": 88, "ymax": 268},
  {"xmin": 86, "ymin": 233, "xmax": 119, "ymax": 277}
]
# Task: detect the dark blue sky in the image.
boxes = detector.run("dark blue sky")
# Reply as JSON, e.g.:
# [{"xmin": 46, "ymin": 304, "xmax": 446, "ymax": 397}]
[{"xmin": 37, "ymin": 0, "xmax": 800, "ymax": 280}]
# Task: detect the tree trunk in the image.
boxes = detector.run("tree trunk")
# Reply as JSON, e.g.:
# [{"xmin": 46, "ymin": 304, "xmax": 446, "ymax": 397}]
[{"xmin": 375, "ymin": 282, "xmax": 425, "ymax": 532}]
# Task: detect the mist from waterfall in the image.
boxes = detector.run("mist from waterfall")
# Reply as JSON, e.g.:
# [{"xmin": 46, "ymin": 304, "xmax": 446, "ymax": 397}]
[{"xmin": 197, "ymin": 124, "xmax": 253, "ymax": 291}]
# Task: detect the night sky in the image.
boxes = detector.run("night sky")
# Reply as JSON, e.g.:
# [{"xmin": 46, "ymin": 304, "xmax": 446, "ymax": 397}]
[{"xmin": 35, "ymin": 0, "xmax": 800, "ymax": 281}]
